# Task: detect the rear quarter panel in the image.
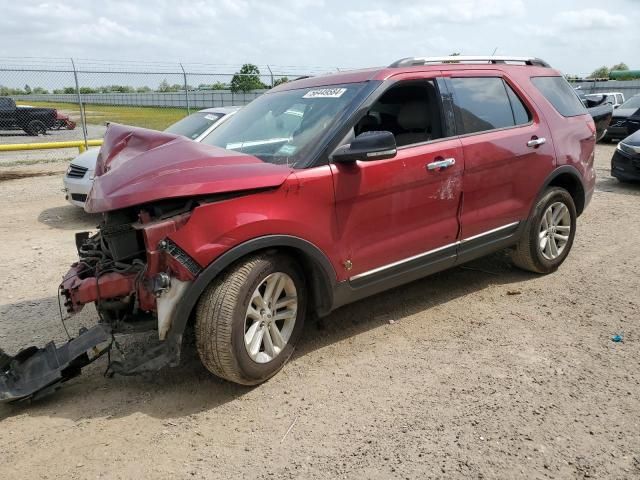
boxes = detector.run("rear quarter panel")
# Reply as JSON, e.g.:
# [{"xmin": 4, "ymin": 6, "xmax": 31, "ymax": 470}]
[{"xmin": 515, "ymin": 72, "xmax": 596, "ymax": 201}]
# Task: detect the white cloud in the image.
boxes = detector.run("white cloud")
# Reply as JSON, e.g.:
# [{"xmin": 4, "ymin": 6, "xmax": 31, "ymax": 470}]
[
  {"xmin": 554, "ymin": 8, "xmax": 629, "ymax": 30},
  {"xmin": 346, "ymin": 0, "xmax": 525, "ymax": 30},
  {"xmin": 0, "ymin": 0, "xmax": 638, "ymax": 78}
]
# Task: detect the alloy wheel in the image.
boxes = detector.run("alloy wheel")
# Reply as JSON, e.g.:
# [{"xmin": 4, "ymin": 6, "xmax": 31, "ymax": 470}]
[
  {"xmin": 539, "ymin": 201, "xmax": 571, "ymax": 260},
  {"xmin": 244, "ymin": 272, "xmax": 298, "ymax": 364}
]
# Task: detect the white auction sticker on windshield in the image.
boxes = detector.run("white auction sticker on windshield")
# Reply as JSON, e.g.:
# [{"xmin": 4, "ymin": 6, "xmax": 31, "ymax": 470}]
[
  {"xmin": 303, "ymin": 88, "xmax": 347, "ymax": 99},
  {"xmin": 204, "ymin": 114, "xmax": 218, "ymax": 121}
]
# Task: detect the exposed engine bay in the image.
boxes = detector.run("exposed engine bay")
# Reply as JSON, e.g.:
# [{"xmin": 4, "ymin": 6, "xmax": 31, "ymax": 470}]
[
  {"xmin": 0, "ymin": 124, "xmax": 294, "ymax": 403},
  {"xmin": 1, "ymin": 201, "xmax": 201, "ymax": 403}
]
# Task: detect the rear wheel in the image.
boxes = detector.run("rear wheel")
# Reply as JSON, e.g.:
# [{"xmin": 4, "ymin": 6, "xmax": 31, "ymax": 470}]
[
  {"xmin": 511, "ymin": 187, "xmax": 577, "ymax": 274},
  {"xmin": 195, "ymin": 253, "xmax": 306, "ymax": 385},
  {"xmin": 24, "ymin": 120, "xmax": 47, "ymax": 136}
]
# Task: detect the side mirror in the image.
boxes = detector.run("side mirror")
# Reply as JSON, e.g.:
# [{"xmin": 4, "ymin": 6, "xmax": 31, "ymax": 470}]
[{"xmin": 332, "ymin": 131, "xmax": 397, "ymax": 163}]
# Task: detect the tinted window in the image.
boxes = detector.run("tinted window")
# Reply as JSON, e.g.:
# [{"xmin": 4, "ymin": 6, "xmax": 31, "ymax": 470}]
[
  {"xmin": 451, "ymin": 77, "xmax": 516, "ymax": 134},
  {"xmin": 505, "ymin": 83, "xmax": 531, "ymax": 125},
  {"xmin": 0, "ymin": 97, "xmax": 15, "ymax": 110},
  {"xmin": 530, "ymin": 76, "xmax": 586, "ymax": 117},
  {"xmin": 164, "ymin": 112, "xmax": 224, "ymax": 140},
  {"xmin": 354, "ymin": 80, "xmax": 445, "ymax": 147},
  {"xmin": 620, "ymin": 95, "xmax": 640, "ymax": 109}
]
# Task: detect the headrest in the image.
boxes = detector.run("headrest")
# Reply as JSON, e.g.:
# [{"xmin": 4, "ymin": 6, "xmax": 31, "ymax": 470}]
[{"xmin": 397, "ymin": 101, "xmax": 429, "ymax": 130}]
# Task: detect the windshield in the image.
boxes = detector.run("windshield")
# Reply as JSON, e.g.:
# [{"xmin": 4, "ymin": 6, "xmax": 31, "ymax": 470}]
[
  {"xmin": 620, "ymin": 95, "xmax": 640, "ymax": 110},
  {"xmin": 201, "ymin": 83, "xmax": 366, "ymax": 167},
  {"xmin": 164, "ymin": 112, "xmax": 225, "ymax": 140}
]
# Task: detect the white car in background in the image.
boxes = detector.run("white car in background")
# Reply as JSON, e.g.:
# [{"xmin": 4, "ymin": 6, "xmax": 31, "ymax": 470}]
[
  {"xmin": 585, "ymin": 92, "xmax": 625, "ymax": 109},
  {"xmin": 63, "ymin": 106, "xmax": 240, "ymax": 207}
]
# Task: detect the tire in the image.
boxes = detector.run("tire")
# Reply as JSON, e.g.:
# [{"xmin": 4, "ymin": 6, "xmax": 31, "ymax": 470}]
[
  {"xmin": 195, "ymin": 253, "xmax": 306, "ymax": 385},
  {"xmin": 24, "ymin": 120, "xmax": 47, "ymax": 136},
  {"xmin": 511, "ymin": 187, "xmax": 577, "ymax": 274}
]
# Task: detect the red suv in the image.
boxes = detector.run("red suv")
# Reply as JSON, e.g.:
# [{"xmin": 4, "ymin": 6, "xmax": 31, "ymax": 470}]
[{"xmin": 2, "ymin": 56, "xmax": 598, "ymax": 399}]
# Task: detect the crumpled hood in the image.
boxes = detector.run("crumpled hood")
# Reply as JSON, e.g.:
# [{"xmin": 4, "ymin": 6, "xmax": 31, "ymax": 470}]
[{"xmin": 85, "ymin": 124, "xmax": 293, "ymax": 213}]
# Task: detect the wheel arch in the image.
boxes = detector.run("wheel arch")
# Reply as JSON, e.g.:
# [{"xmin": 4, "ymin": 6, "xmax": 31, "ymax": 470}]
[
  {"xmin": 167, "ymin": 235, "xmax": 337, "ymax": 346},
  {"xmin": 536, "ymin": 166, "xmax": 586, "ymax": 216}
]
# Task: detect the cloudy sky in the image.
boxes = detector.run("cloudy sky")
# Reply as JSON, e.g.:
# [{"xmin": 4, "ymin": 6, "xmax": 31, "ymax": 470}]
[{"xmin": 1, "ymin": 0, "xmax": 638, "ymax": 76}]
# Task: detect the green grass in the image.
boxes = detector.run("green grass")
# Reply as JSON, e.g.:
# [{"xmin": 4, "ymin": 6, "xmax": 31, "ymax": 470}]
[{"xmin": 16, "ymin": 101, "xmax": 189, "ymax": 131}]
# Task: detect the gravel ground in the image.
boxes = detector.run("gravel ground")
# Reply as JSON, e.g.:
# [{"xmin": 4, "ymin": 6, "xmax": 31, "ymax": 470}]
[
  {"xmin": 0, "ymin": 144, "xmax": 639, "ymax": 479},
  {"xmin": 0, "ymin": 123, "xmax": 106, "ymax": 165}
]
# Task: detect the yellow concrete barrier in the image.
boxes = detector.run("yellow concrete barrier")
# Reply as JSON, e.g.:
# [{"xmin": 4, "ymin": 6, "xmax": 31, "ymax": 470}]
[{"xmin": 0, "ymin": 139, "xmax": 103, "ymax": 154}]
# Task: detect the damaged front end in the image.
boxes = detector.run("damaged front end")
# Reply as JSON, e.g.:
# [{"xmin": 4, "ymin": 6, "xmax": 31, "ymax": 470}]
[
  {"xmin": 0, "ymin": 124, "xmax": 294, "ymax": 403},
  {"xmin": 1, "ymin": 201, "xmax": 200, "ymax": 403}
]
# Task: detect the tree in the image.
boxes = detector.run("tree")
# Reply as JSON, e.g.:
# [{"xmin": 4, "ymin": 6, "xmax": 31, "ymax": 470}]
[
  {"xmin": 158, "ymin": 79, "xmax": 171, "ymax": 92},
  {"xmin": 443, "ymin": 52, "xmax": 461, "ymax": 64},
  {"xmin": 32, "ymin": 87, "xmax": 48, "ymax": 94},
  {"xmin": 589, "ymin": 66, "xmax": 609, "ymax": 79},
  {"xmin": 272, "ymin": 77, "xmax": 289, "ymax": 87},
  {"xmin": 24, "ymin": 84, "xmax": 32, "ymax": 94},
  {"xmin": 610, "ymin": 62, "xmax": 629, "ymax": 71},
  {"xmin": 136, "ymin": 86, "xmax": 152, "ymax": 93},
  {"xmin": 63, "ymin": 86, "xmax": 76, "ymax": 94},
  {"xmin": 230, "ymin": 64, "xmax": 265, "ymax": 93}
]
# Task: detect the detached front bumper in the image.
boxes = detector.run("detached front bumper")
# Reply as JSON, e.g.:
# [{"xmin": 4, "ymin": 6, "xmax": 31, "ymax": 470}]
[{"xmin": 0, "ymin": 325, "xmax": 111, "ymax": 403}]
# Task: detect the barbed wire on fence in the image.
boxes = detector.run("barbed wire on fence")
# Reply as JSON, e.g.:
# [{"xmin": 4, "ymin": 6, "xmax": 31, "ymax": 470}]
[
  {"xmin": 2, "ymin": 57, "xmax": 640, "ymax": 154},
  {"xmin": 0, "ymin": 56, "xmax": 349, "ymax": 148}
]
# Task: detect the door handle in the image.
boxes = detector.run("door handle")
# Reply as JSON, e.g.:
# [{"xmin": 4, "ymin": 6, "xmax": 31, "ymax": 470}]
[
  {"xmin": 426, "ymin": 157, "xmax": 456, "ymax": 171},
  {"xmin": 527, "ymin": 137, "xmax": 546, "ymax": 148}
]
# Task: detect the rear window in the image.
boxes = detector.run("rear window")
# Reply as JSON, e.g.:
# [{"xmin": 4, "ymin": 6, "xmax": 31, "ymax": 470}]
[
  {"xmin": 0, "ymin": 97, "xmax": 14, "ymax": 109},
  {"xmin": 164, "ymin": 112, "xmax": 224, "ymax": 140},
  {"xmin": 531, "ymin": 76, "xmax": 586, "ymax": 117},
  {"xmin": 450, "ymin": 77, "xmax": 531, "ymax": 135},
  {"xmin": 619, "ymin": 95, "xmax": 640, "ymax": 109}
]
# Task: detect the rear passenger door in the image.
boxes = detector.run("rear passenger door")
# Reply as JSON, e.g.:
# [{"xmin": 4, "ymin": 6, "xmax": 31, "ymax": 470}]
[{"xmin": 444, "ymin": 72, "xmax": 555, "ymax": 248}]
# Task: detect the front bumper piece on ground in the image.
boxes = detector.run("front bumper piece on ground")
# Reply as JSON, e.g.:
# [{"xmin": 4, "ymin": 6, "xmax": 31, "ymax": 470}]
[
  {"xmin": 0, "ymin": 324, "xmax": 181, "ymax": 403},
  {"xmin": 0, "ymin": 325, "xmax": 112, "ymax": 403}
]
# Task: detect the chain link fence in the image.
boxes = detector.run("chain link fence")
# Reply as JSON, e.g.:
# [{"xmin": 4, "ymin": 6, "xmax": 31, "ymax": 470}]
[
  {"xmin": 0, "ymin": 57, "xmax": 332, "ymax": 164},
  {"xmin": 569, "ymin": 79, "xmax": 640, "ymax": 99}
]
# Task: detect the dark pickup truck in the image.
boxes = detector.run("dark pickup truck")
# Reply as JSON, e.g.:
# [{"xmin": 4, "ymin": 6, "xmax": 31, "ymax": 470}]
[
  {"xmin": 0, "ymin": 97, "xmax": 57, "ymax": 135},
  {"xmin": 576, "ymin": 91, "xmax": 613, "ymax": 142}
]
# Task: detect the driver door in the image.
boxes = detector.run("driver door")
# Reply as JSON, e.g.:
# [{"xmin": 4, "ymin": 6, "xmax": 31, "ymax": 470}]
[{"xmin": 331, "ymin": 76, "xmax": 464, "ymax": 288}]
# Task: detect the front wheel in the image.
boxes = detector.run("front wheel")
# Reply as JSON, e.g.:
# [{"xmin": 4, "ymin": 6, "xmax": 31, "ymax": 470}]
[
  {"xmin": 511, "ymin": 187, "xmax": 577, "ymax": 274},
  {"xmin": 195, "ymin": 253, "xmax": 306, "ymax": 385}
]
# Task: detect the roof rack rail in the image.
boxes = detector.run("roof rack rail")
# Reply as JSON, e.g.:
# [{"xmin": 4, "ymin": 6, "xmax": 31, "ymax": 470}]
[{"xmin": 389, "ymin": 56, "xmax": 551, "ymax": 68}]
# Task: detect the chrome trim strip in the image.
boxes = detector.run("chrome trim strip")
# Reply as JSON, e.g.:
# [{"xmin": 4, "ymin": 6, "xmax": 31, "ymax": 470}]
[
  {"xmin": 348, "ymin": 221, "xmax": 520, "ymax": 281},
  {"xmin": 349, "ymin": 242, "xmax": 457, "ymax": 281},
  {"xmin": 460, "ymin": 221, "xmax": 520, "ymax": 243}
]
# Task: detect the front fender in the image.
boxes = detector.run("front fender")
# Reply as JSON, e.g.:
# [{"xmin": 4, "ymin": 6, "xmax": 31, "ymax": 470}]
[{"xmin": 165, "ymin": 235, "xmax": 338, "ymax": 351}]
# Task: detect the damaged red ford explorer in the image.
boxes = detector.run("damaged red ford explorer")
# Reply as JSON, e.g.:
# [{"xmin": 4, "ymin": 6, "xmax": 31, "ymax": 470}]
[{"xmin": 1, "ymin": 56, "xmax": 596, "ymax": 401}]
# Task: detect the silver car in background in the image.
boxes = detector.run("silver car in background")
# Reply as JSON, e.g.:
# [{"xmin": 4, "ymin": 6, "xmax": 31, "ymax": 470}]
[{"xmin": 63, "ymin": 106, "xmax": 240, "ymax": 207}]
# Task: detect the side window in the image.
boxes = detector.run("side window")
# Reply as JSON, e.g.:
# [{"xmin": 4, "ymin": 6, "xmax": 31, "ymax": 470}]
[
  {"xmin": 0, "ymin": 97, "xmax": 14, "ymax": 111},
  {"xmin": 504, "ymin": 82, "xmax": 532, "ymax": 125},
  {"xmin": 450, "ymin": 77, "xmax": 516, "ymax": 134},
  {"xmin": 530, "ymin": 76, "xmax": 586, "ymax": 117},
  {"xmin": 353, "ymin": 80, "xmax": 446, "ymax": 148}
]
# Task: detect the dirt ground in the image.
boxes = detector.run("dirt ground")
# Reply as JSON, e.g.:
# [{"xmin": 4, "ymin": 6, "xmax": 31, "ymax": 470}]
[{"xmin": 0, "ymin": 144, "xmax": 639, "ymax": 479}]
